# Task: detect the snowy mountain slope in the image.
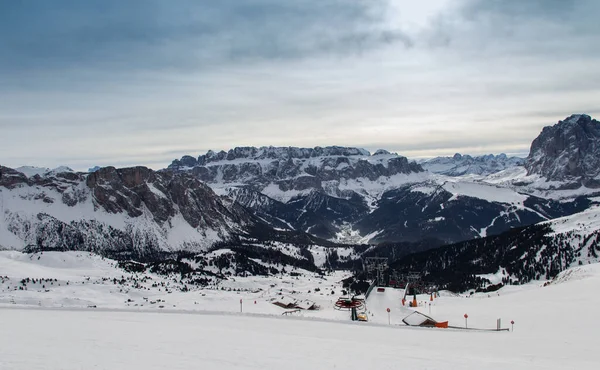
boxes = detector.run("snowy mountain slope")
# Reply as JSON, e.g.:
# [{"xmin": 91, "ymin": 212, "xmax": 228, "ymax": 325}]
[
  {"xmin": 353, "ymin": 179, "xmax": 592, "ymax": 244},
  {"xmin": 0, "ymin": 166, "xmax": 261, "ymax": 258},
  {"xmin": 392, "ymin": 203, "xmax": 600, "ymax": 291},
  {"xmin": 546, "ymin": 203, "xmax": 600, "ymax": 236}
]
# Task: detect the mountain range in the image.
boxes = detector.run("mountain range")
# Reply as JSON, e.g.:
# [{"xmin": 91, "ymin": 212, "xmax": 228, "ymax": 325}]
[{"xmin": 2, "ymin": 114, "xmax": 600, "ymax": 290}]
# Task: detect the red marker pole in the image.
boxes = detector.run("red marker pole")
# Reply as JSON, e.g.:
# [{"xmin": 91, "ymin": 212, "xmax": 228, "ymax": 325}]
[
  {"xmin": 464, "ymin": 313, "xmax": 468, "ymax": 329},
  {"xmin": 511, "ymin": 320, "xmax": 515, "ymax": 332},
  {"xmin": 387, "ymin": 308, "xmax": 391, "ymax": 325}
]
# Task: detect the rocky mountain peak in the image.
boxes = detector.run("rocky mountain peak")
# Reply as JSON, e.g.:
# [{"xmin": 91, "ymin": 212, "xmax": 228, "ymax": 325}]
[
  {"xmin": 373, "ymin": 149, "xmax": 393, "ymax": 156},
  {"xmin": 525, "ymin": 114, "xmax": 600, "ymax": 187}
]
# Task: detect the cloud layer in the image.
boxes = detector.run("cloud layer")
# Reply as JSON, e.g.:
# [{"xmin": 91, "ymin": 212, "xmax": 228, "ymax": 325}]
[{"xmin": 1, "ymin": 0, "xmax": 599, "ymax": 170}]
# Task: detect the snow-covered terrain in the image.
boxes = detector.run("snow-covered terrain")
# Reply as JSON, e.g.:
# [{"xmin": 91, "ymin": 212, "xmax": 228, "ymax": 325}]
[
  {"xmin": 0, "ymin": 250, "xmax": 352, "ymax": 316},
  {"xmin": 480, "ymin": 166, "xmax": 600, "ymax": 200},
  {"xmin": 2, "ymin": 251, "xmax": 600, "ymax": 369},
  {"xmin": 547, "ymin": 204, "xmax": 600, "ymax": 236}
]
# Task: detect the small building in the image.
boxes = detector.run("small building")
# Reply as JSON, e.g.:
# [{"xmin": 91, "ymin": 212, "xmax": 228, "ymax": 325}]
[
  {"xmin": 270, "ymin": 296, "xmax": 318, "ymax": 310},
  {"xmin": 402, "ymin": 311, "xmax": 448, "ymax": 328}
]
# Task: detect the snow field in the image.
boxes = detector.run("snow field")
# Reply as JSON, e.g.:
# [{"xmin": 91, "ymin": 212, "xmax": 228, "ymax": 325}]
[
  {"xmin": 0, "ymin": 251, "xmax": 351, "ymax": 321},
  {"xmin": 2, "ymin": 252, "xmax": 600, "ymax": 369}
]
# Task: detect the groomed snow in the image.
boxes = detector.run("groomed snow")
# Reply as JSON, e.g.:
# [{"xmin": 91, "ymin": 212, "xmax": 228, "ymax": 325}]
[
  {"xmin": 2, "ymin": 263, "xmax": 600, "ymax": 369},
  {"xmin": 1, "ymin": 251, "xmax": 600, "ymax": 369}
]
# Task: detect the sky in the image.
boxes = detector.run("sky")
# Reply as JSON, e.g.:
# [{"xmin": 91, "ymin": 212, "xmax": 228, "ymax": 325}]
[{"xmin": 1, "ymin": 0, "xmax": 600, "ymax": 171}]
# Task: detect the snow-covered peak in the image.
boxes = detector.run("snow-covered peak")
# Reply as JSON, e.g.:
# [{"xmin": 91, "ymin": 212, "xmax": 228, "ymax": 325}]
[
  {"xmin": 47, "ymin": 166, "xmax": 74, "ymax": 175},
  {"xmin": 15, "ymin": 166, "xmax": 74, "ymax": 178},
  {"xmin": 421, "ymin": 153, "xmax": 524, "ymax": 176},
  {"xmin": 373, "ymin": 149, "xmax": 393, "ymax": 156},
  {"xmin": 564, "ymin": 113, "xmax": 588, "ymax": 124},
  {"xmin": 14, "ymin": 166, "xmax": 50, "ymax": 178}
]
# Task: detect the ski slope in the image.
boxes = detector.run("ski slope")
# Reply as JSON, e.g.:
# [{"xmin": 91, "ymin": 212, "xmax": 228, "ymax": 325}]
[
  {"xmin": 2, "ymin": 253, "xmax": 600, "ymax": 369},
  {"xmin": 364, "ymin": 287, "xmax": 413, "ymax": 325},
  {"xmin": 2, "ymin": 268, "xmax": 599, "ymax": 370}
]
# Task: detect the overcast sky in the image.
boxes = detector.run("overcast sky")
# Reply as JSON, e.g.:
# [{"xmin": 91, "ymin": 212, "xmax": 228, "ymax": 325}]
[{"xmin": 1, "ymin": 0, "xmax": 599, "ymax": 170}]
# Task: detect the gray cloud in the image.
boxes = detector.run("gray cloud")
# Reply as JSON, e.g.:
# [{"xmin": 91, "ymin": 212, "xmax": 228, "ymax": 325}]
[
  {"xmin": 0, "ymin": 0, "xmax": 410, "ymax": 74},
  {"xmin": 433, "ymin": 0, "xmax": 600, "ymax": 56}
]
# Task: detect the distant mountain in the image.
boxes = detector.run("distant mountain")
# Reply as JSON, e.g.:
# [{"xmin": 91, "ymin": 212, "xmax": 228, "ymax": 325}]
[
  {"xmin": 169, "ymin": 146, "xmax": 423, "ymax": 195},
  {"xmin": 421, "ymin": 153, "xmax": 524, "ymax": 176},
  {"xmin": 14, "ymin": 166, "xmax": 74, "ymax": 178},
  {"xmin": 526, "ymin": 114, "xmax": 600, "ymax": 188}
]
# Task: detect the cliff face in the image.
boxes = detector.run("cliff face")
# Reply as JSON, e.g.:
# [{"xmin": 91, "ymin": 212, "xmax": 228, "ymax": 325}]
[{"xmin": 526, "ymin": 114, "xmax": 600, "ymax": 188}]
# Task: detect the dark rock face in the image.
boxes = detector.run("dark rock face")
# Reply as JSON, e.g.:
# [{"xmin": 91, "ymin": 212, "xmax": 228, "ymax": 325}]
[
  {"xmin": 526, "ymin": 114, "xmax": 600, "ymax": 187},
  {"xmin": 0, "ymin": 166, "xmax": 29, "ymax": 189},
  {"xmin": 87, "ymin": 166, "xmax": 258, "ymax": 231}
]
